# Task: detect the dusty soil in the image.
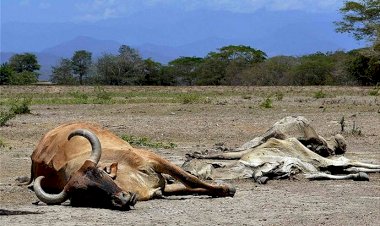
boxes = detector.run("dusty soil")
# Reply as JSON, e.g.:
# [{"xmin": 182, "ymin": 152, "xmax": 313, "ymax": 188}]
[{"xmin": 0, "ymin": 86, "xmax": 379, "ymax": 225}]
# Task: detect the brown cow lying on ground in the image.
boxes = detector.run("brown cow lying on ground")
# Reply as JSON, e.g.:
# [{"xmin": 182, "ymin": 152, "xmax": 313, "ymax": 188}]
[
  {"xmin": 184, "ymin": 116, "xmax": 380, "ymax": 184},
  {"xmin": 27, "ymin": 122, "xmax": 235, "ymax": 210}
]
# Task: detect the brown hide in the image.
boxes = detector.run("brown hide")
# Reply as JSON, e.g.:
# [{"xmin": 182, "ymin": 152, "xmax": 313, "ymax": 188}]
[{"xmin": 30, "ymin": 122, "xmax": 235, "ymax": 203}]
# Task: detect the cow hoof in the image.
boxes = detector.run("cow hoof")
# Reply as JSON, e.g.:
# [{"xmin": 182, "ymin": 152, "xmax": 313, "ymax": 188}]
[
  {"xmin": 353, "ymin": 172, "xmax": 369, "ymax": 181},
  {"xmin": 226, "ymin": 184, "xmax": 236, "ymax": 197},
  {"xmin": 257, "ymin": 176, "xmax": 269, "ymax": 184}
]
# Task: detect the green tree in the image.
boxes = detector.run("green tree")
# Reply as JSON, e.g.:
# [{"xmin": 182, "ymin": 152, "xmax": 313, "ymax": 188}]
[
  {"xmin": 95, "ymin": 45, "xmax": 145, "ymax": 85},
  {"xmin": 143, "ymin": 58, "xmax": 167, "ymax": 85},
  {"xmin": 240, "ymin": 56, "xmax": 298, "ymax": 85},
  {"xmin": 117, "ymin": 45, "xmax": 145, "ymax": 85},
  {"xmin": 335, "ymin": 0, "xmax": 380, "ymax": 42},
  {"xmin": 51, "ymin": 58, "xmax": 77, "ymax": 85},
  {"xmin": 72, "ymin": 50, "xmax": 92, "ymax": 85},
  {"xmin": 9, "ymin": 71, "xmax": 38, "ymax": 85},
  {"xmin": 336, "ymin": 1, "xmax": 380, "ymax": 85},
  {"xmin": 8, "ymin": 53, "xmax": 40, "ymax": 73},
  {"xmin": 346, "ymin": 49, "xmax": 380, "ymax": 85},
  {"xmin": 167, "ymin": 57, "xmax": 203, "ymax": 85},
  {"xmin": 290, "ymin": 52, "xmax": 335, "ymax": 85},
  {"xmin": 199, "ymin": 45, "xmax": 267, "ymax": 85},
  {"xmin": 0, "ymin": 63, "xmax": 13, "ymax": 85}
]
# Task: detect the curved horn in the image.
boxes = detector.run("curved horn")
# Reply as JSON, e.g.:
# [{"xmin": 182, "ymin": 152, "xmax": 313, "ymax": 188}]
[
  {"xmin": 33, "ymin": 176, "xmax": 69, "ymax": 205},
  {"xmin": 68, "ymin": 129, "xmax": 101, "ymax": 164}
]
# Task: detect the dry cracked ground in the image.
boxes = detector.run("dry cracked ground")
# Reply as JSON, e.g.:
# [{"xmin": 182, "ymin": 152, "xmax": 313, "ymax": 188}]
[{"xmin": 0, "ymin": 86, "xmax": 379, "ymax": 225}]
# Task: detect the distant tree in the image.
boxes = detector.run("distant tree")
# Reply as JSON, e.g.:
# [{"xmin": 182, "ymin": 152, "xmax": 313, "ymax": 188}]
[
  {"xmin": 9, "ymin": 71, "xmax": 38, "ymax": 85},
  {"xmin": 167, "ymin": 57, "xmax": 203, "ymax": 85},
  {"xmin": 290, "ymin": 52, "xmax": 335, "ymax": 85},
  {"xmin": 143, "ymin": 58, "xmax": 165, "ymax": 85},
  {"xmin": 95, "ymin": 45, "xmax": 145, "ymax": 85},
  {"xmin": 117, "ymin": 45, "xmax": 145, "ymax": 85},
  {"xmin": 8, "ymin": 53, "xmax": 40, "ymax": 73},
  {"xmin": 198, "ymin": 55, "xmax": 227, "ymax": 85},
  {"xmin": 0, "ymin": 63, "xmax": 13, "ymax": 85},
  {"xmin": 240, "ymin": 56, "xmax": 298, "ymax": 85},
  {"xmin": 200, "ymin": 45, "xmax": 267, "ymax": 85},
  {"xmin": 335, "ymin": 1, "xmax": 380, "ymax": 85},
  {"xmin": 51, "ymin": 58, "xmax": 77, "ymax": 85},
  {"xmin": 346, "ymin": 49, "xmax": 380, "ymax": 85},
  {"xmin": 335, "ymin": 0, "xmax": 380, "ymax": 42},
  {"xmin": 72, "ymin": 50, "xmax": 92, "ymax": 85},
  {"xmin": 96, "ymin": 53, "xmax": 120, "ymax": 85},
  {"xmin": 5, "ymin": 53, "xmax": 40, "ymax": 84},
  {"xmin": 217, "ymin": 45, "xmax": 267, "ymax": 63}
]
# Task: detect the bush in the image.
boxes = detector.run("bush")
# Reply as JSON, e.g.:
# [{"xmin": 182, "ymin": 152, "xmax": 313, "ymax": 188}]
[
  {"xmin": 10, "ymin": 98, "xmax": 32, "ymax": 114},
  {"xmin": 179, "ymin": 93, "xmax": 202, "ymax": 104},
  {"xmin": 0, "ymin": 111, "xmax": 15, "ymax": 126},
  {"xmin": 94, "ymin": 86, "xmax": 112, "ymax": 102},
  {"xmin": 368, "ymin": 86, "xmax": 379, "ymax": 96},
  {"xmin": 260, "ymin": 97, "xmax": 273, "ymax": 108},
  {"xmin": 314, "ymin": 90, "xmax": 327, "ymax": 99},
  {"xmin": 70, "ymin": 91, "xmax": 89, "ymax": 100}
]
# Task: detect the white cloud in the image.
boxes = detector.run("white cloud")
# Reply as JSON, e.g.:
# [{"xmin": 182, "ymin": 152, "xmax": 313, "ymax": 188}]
[{"xmin": 73, "ymin": 0, "xmax": 343, "ymax": 21}]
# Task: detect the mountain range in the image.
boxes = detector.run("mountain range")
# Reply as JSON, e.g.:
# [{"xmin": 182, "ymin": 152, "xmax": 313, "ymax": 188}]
[{"xmin": 1, "ymin": 9, "xmax": 365, "ymax": 81}]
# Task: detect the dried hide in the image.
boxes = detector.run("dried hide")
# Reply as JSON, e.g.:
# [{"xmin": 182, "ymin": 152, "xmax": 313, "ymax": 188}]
[{"xmin": 184, "ymin": 116, "xmax": 380, "ymax": 183}]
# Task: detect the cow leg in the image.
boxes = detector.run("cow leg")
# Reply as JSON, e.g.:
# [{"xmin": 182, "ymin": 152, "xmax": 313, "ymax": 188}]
[
  {"xmin": 349, "ymin": 161, "xmax": 380, "ymax": 169},
  {"xmin": 345, "ymin": 167, "xmax": 380, "ymax": 173},
  {"xmin": 305, "ymin": 172, "xmax": 369, "ymax": 181},
  {"xmin": 163, "ymin": 184, "xmax": 228, "ymax": 197},
  {"xmin": 187, "ymin": 149, "xmax": 250, "ymax": 160},
  {"xmin": 154, "ymin": 158, "xmax": 236, "ymax": 197}
]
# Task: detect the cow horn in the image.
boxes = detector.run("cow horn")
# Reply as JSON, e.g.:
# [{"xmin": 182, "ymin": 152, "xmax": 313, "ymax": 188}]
[
  {"xmin": 33, "ymin": 176, "xmax": 69, "ymax": 205},
  {"xmin": 68, "ymin": 129, "xmax": 101, "ymax": 165}
]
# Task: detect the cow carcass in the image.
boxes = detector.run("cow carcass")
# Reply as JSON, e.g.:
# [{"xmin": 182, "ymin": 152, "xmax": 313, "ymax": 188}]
[
  {"xmin": 184, "ymin": 116, "xmax": 380, "ymax": 183},
  {"xmin": 28, "ymin": 122, "xmax": 235, "ymax": 210}
]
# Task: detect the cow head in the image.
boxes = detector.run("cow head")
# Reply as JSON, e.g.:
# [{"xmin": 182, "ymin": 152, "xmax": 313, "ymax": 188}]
[{"xmin": 33, "ymin": 129, "xmax": 137, "ymax": 210}]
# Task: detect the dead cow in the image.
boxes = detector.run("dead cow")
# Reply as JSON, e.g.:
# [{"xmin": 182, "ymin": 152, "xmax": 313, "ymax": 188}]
[
  {"xmin": 184, "ymin": 116, "xmax": 380, "ymax": 184},
  {"xmin": 28, "ymin": 122, "xmax": 235, "ymax": 210}
]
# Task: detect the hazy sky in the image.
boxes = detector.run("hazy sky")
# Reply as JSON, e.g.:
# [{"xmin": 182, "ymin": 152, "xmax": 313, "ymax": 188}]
[{"xmin": 1, "ymin": 0, "xmax": 344, "ymax": 23}]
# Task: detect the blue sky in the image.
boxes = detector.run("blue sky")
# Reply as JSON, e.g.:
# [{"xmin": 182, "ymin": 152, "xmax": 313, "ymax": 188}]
[{"xmin": 1, "ymin": 0, "xmax": 344, "ymax": 23}]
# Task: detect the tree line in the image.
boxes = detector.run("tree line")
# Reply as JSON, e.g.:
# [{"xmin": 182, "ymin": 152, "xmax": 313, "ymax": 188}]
[{"xmin": 1, "ymin": 0, "xmax": 379, "ymax": 86}]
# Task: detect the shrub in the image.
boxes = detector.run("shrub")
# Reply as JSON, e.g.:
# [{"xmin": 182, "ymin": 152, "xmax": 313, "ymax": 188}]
[
  {"xmin": 0, "ymin": 137, "xmax": 5, "ymax": 147},
  {"xmin": 94, "ymin": 86, "xmax": 112, "ymax": 102},
  {"xmin": 10, "ymin": 98, "xmax": 32, "ymax": 114},
  {"xmin": 0, "ymin": 111, "xmax": 15, "ymax": 126},
  {"xmin": 368, "ymin": 86, "xmax": 379, "ymax": 96},
  {"xmin": 179, "ymin": 93, "xmax": 201, "ymax": 104},
  {"xmin": 314, "ymin": 90, "xmax": 327, "ymax": 99},
  {"xmin": 70, "ymin": 91, "xmax": 89, "ymax": 100},
  {"xmin": 260, "ymin": 97, "xmax": 273, "ymax": 108},
  {"xmin": 274, "ymin": 92, "xmax": 284, "ymax": 101}
]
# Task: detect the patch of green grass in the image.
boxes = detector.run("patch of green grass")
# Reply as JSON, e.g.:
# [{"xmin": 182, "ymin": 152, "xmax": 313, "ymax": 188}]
[
  {"xmin": 368, "ymin": 86, "xmax": 379, "ymax": 96},
  {"xmin": 274, "ymin": 92, "xmax": 284, "ymax": 101},
  {"xmin": 10, "ymin": 98, "xmax": 32, "ymax": 114},
  {"xmin": 0, "ymin": 137, "xmax": 5, "ymax": 148},
  {"xmin": 0, "ymin": 111, "xmax": 15, "ymax": 126},
  {"xmin": 314, "ymin": 90, "xmax": 327, "ymax": 99},
  {"xmin": 260, "ymin": 97, "xmax": 273, "ymax": 108},
  {"xmin": 120, "ymin": 134, "xmax": 177, "ymax": 149},
  {"xmin": 178, "ymin": 93, "xmax": 203, "ymax": 104},
  {"xmin": 70, "ymin": 91, "xmax": 89, "ymax": 101},
  {"xmin": 94, "ymin": 86, "xmax": 112, "ymax": 103}
]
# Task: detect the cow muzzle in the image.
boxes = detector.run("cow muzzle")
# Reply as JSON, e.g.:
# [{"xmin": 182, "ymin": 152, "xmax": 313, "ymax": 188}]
[{"xmin": 111, "ymin": 191, "xmax": 137, "ymax": 210}]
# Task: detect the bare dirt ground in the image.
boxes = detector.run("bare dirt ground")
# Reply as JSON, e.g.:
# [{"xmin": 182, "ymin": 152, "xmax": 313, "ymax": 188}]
[{"xmin": 0, "ymin": 86, "xmax": 379, "ymax": 225}]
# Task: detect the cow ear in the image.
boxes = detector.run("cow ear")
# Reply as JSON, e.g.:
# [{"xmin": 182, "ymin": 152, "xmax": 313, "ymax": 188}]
[
  {"xmin": 108, "ymin": 162, "xmax": 118, "ymax": 179},
  {"xmin": 99, "ymin": 162, "xmax": 118, "ymax": 179}
]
